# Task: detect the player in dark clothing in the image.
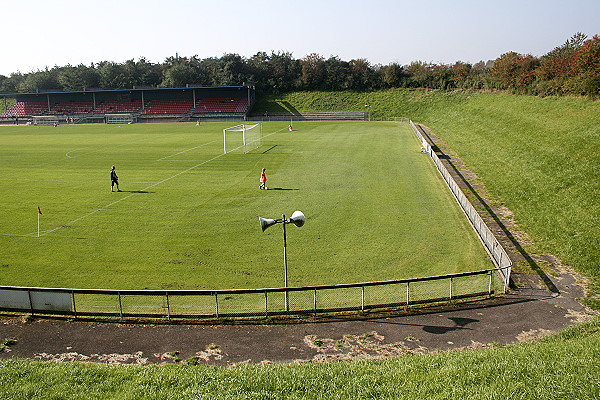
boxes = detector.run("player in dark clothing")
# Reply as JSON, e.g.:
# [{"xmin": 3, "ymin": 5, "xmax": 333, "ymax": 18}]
[{"xmin": 111, "ymin": 165, "xmax": 121, "ymax": 192}]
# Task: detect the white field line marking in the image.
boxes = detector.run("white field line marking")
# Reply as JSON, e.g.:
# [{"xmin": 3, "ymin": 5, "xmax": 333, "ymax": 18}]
[
  {"xmin": 31, "ymin": 130, "xmax": 183, "ymax": 168},
  {"xmin": 156, "ymin": 140, "xmax": 219, "ymax": 161},
  {"xmin": 34, "ymin": 127, "xmax": 286, "ymax": 237},
  {"xmin": 65, "ymin": 148, "xmax": 88, "ymax": 158},
  {"xmin": 30, "ymin": 142, "xmax": 131, "ymax": 168}
]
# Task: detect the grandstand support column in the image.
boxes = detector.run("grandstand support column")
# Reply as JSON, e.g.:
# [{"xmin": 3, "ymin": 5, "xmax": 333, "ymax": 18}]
[
  {"xmin": 141, "ymin": 91, "xmax": 145, "ymax": 111},
  {"xmin": 47, "ymin": 94, "xmax": 51, "ymax": 112}
]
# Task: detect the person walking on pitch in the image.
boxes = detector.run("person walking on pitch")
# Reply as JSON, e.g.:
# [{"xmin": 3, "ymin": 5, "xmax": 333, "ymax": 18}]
[
  {"xmin": 259, "ymin": 168, "xmax": 268, "ymax": 190},
  {"xmin": 111, "ymin": 165, "xmax": 121, "ymax": 192}
]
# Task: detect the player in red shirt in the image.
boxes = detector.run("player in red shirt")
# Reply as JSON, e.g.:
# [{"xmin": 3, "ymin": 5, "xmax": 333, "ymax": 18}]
[{"xmin": 259, "ymin": 168, "xmax": 268, "ymax": 190}]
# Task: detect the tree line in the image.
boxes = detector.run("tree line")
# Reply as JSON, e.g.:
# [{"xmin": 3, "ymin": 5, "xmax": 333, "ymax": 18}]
[{"xmin": 0, "ymin": 33, "xmax": 598, "ymax": 97}]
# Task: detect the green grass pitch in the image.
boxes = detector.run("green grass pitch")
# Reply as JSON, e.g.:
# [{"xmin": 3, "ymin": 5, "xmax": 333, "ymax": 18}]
[{"xmin": 0, "ymin": 121, "xmax": 492, "ymax": 290}]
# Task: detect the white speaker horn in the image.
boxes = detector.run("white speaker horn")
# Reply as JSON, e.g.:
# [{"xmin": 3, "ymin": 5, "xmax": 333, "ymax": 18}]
[
  {"xmin": 288, "ymin": 210, "xmax": 305, "ymax": 228},
  {"xmin": 259, "ymin": 217, "xmax": 278, "ymax": 232}
]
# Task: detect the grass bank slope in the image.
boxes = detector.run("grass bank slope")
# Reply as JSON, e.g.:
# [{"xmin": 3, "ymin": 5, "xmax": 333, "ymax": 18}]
[
  {"xmin": 1, "ymin": 319, "xmax": 599, "ymax": 399},
  {"xmin": 258, "ymin": 90, "xmax": 600, "ymax": 293}
]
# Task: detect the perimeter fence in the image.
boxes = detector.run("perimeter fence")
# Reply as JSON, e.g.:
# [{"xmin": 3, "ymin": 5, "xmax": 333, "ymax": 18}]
[
  {"xmin": 408, "ymin": 120, "xmax": 512, "ymax": 287},
  {"xmin": 0, "ymin": 119, "xmax": 512, "ymax": 320},
  {"xmin": 0, "ymin": 268, "xmax": 508, "ymax": 319}
]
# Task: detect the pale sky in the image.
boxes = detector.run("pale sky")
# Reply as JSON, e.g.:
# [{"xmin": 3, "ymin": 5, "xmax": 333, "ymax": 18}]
[{"xmin": 1, "ymin": 0, "xmax": 598, "ymax": 76}]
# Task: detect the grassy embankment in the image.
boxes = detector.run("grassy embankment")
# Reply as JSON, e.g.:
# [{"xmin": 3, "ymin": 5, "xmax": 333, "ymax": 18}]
[{"xmin": 0, "ymin": 319, "xmax": 598, "ymax": 399}]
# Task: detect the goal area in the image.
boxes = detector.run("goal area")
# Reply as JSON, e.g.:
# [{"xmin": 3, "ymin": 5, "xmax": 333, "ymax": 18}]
[{"xmin": 223, "ymin": 123, "xmax": 263, "ymax": 154}]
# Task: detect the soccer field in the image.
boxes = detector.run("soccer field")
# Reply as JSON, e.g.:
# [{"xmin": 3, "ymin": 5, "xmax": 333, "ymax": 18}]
[{"xmin": 0, "ymin": 121, "xmax": 492, "ymax": 290}]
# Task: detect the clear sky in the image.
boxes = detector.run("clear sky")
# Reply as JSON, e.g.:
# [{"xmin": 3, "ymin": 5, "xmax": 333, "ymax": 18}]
[{"xmin": 1, "ymin": 0, "xmax": 598, "ymax": 76}]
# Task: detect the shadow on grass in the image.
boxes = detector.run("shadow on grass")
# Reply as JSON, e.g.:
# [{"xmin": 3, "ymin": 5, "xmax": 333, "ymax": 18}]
[{"xmin": 262, "ymin": 145, "xmax": 278, "ymax": 153}]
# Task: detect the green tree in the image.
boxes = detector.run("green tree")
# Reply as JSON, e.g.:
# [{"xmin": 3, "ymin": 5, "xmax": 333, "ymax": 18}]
[
  {"xmin": 57, "ymin": 64, "xmax": 100, "ymax": 91},
  {"xmin": 301, "ymin": 53, "xmax": 326, "ymax": 90},
  {"xmin": 161, "ymin": 63, "xmax": 197, "ymax": 88},
  {"xmin": 379, "ymin": 63, "xmax": 405, "ymax": 88},
  {"xmin": 347, "ymin": 58, "xmax": 379, "ymax": 90},
  {"xmin": 17, "ymin": 69, "xmax": 60, "ymax": 92},
  {"xmin": 323, "ymin": 56, "xmax": 350, "ymax": 90},
  {"xmin": 98, "ymin": 62, "xmax": 133, "ymax": 89}
]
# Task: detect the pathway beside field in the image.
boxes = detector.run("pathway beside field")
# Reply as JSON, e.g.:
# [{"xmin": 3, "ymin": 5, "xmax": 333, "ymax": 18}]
[{"xmin": 0, "ymin": 123, "xmax": 596, "ymax": 365}]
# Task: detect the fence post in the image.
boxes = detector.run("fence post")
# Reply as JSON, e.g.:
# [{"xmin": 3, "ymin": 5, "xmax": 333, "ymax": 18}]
[
  {"xmin": 71, "ymin": 291, "xmax": 76, "ymax": 317},
  {"xmin": 313, "ymin": 289, "xmax": 317, "ymax": 317},
  {"xmin": 361, "ymin": 286, "xmax": 365, "ymax": 312},
  {"xmin": 27, "ymin": 290, "xmax": 34, "ymax": 315},
  {"xmin": 489, "ymin": 271, "xmax": 493, "ymax": 295},
  {"xmin": 450, "ymin": 277, "xmax": 453, "ymax": 300},
  {"xmin": 406, "ymin": 282, "xmax": 410, "ymax": 306},
  {"xmin": 165, "ymin": 293, "xmax": 171, "ymax": 320},
  {"xmin": 215, "ymin": 293, "xmax": 219, "ymax": 318},
  {"xmin": 118, "ymin": 292, "xmax": 123, "ymax": 318},
  {"xmin": 265, "ymin": 292, "xmax": 269, "ymax": 318}
]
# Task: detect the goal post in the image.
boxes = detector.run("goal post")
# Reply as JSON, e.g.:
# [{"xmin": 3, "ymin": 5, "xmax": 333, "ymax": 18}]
[
  {"xmin": 223, "ymin": 123, "xmax": 263, "ymax": 154},
  {"xmin": 106, "ymin": 114, "xmax": 134, "ymax": 124},
  {"xmin": 33, "ymin": 116, "xmax": 60, "ymax": 126}
]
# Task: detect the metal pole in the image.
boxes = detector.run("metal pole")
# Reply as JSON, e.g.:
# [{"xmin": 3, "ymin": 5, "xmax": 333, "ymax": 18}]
[
  {"xmin": 71, "ymin": 291, "xmax": 76, "ymax": 317},
  {"xmin": 118, "ymin": 292, "xmax": 123, "ymax": 318},
  {"xmin": 361, "ymin": 286, "xmax": 365, "ymax": 312},
  {"xmin": 28, "ymin": 290, "xmax": 34, "ymax": 315},
  {"xmin": 265, "ymin": 292, "xmax": 269, "ymax": 318},
  {"xmin": 282, "ymin": 214, "xmax": 289, "ymax": 311},
  {"xmin": 215, "ymin": 293, "xmax": 219, "ymax": 318},
  {"xmin": 165, "ymin": 293, "xmax": 171, "ymax": 320}
]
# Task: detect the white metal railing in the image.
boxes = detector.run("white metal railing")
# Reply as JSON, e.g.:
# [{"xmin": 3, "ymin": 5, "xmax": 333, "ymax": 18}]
[
  {"xmin": 0, "ymin": 267, "xmax": 507, "ymax": 319},
  {"xmin": 408, "ymin": 120, "xmax": 512, "ymax": 290}
]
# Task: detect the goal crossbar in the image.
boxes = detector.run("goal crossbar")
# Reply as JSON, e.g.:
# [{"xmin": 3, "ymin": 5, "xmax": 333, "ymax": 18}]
[{"xmin": 223, "ymin": 123, "xmax": 263, "ymax": 154}]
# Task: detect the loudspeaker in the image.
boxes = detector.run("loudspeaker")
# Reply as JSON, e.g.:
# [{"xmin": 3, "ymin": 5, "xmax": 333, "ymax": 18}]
[
  {"xmin": 259, "ymin": 217, "xmax": 278, "ymax": 232},
  {"xmin": 289, "ymin": 210, "xmax": 305, "ymax": 228}
]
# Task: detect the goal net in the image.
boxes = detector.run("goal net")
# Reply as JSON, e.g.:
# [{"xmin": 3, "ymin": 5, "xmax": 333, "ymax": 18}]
[
  {"xmin": 223, "ymin": 123, "xmax": 263, "ymax": 154},
  {"xmin": 106, "ymin": 114, "xmax": 134, "ymax": 124},
  {"xmin": 33, "ymin": 116, "xmax": 60, "ymax": 125}
]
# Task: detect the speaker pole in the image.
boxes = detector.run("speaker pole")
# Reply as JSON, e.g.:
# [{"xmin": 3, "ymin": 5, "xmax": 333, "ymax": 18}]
[{"xmin": 282, "ymin": 214, "xmax": 289, "ymax": 311}]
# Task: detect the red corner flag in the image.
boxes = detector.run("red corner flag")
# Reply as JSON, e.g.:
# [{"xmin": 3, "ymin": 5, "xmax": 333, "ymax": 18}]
[{"xmin": 37, "ymin": 206, "xmax": 42, "ymax": 215}]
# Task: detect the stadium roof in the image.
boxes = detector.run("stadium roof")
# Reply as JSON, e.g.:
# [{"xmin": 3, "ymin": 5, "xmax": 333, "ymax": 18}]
[{"xmin": 0, "ymin": 85, "xmax": 253, "ymax": 97}]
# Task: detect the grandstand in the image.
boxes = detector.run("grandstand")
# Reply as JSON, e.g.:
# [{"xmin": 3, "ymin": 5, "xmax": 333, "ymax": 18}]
[
  {"xmin": 193, "ymin": 97, "xmax": 249, "ymax": 113},
  {"xmin": 93, "ymin": 100, "xmax": 144, "ymax": 114},
  {"xmin": 2, "ymin": 101, "xmax": 49, "ymax": 117},
  {"xmin": 0, "ymin": 85, "xmax": 255, "ymax": 124},
  {"xmin": 142, "ymin": 98, "xmax": 195, "ymax": 114},
  {"xmin": 47, "ymin": 101, "xmax": 94, "ymax": 115}
]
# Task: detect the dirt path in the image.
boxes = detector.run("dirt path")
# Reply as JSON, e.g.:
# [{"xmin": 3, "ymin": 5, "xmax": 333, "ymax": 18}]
[{"xmin": 1, "ymin": 123, "xmax": 596, "ymax": 365}]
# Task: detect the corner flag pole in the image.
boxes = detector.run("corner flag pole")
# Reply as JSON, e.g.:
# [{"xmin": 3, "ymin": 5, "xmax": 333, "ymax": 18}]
[{"xmin": 37, "ymin": 206, "xmax": 42, "ymax": 237}]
